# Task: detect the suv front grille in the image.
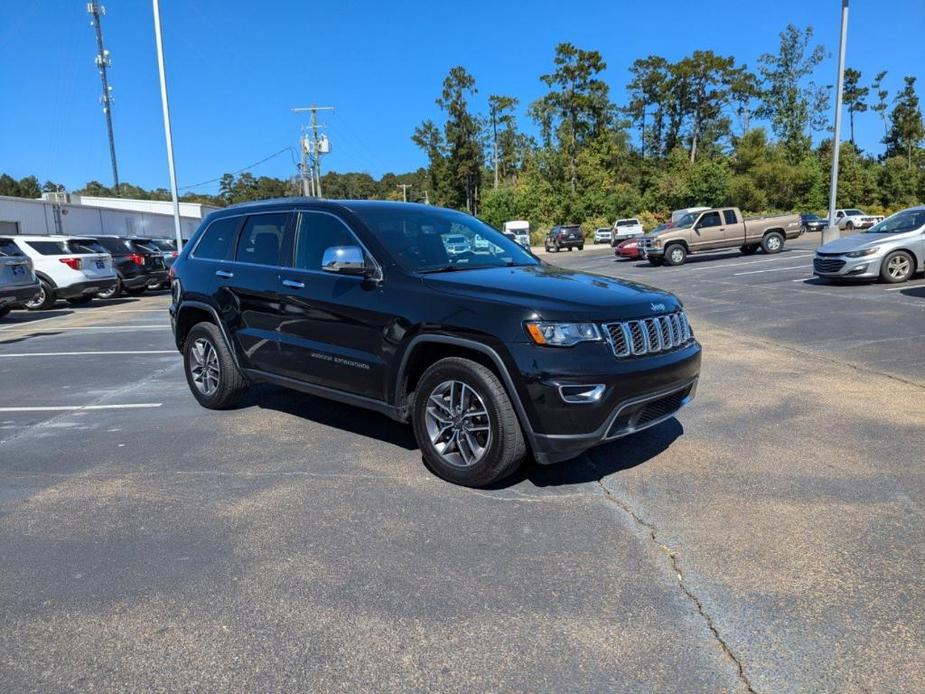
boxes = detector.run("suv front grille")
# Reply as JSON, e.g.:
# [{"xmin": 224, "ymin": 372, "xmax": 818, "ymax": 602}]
[{"xmin": 604, "ymin": 311, "xmax": 693, "ymax": 358}]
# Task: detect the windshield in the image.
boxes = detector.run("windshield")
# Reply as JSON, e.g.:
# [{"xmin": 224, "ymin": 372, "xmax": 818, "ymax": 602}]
[
  {"xmin": 675, "ymin": 213, "xmax": 697, "ymax": 229},
  {"xmin": 352, "ymin": 206, "xmax": 538, "ymax": 273},
  {"xmin": 865, "ymin": 209, "xmax": 925, "ymax": 234}
]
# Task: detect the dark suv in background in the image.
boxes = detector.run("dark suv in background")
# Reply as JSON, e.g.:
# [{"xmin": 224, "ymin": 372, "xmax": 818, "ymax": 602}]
[
  {"xmin": 170, "ymin": 200, "xmax": 700, "ymax": 487},
  {"xmin": 90, "ymin": 236, "xmax": 168, "ymax": 298},
  {"xmin": 544, "ymin": 224, "xmax": 584, "ymax": 252}
]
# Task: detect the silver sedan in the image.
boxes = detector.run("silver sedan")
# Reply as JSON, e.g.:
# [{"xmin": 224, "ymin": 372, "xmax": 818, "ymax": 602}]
[{"xmin": 813, "ymin": 207, "xmax": 925, "ymax": 283}]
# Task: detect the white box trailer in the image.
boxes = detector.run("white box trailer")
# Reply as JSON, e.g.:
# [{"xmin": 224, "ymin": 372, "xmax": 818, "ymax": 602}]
[{"xmin": 502, "ymin": 220, "xmax": 530, "ymax": 248}]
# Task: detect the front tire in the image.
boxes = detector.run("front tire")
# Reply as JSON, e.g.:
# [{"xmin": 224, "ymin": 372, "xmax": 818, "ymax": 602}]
[
  {"xmin": 761, "ymin": 232, "xmax": 784, "ymax": 254},
  {"xmin": 846, "ymin": 221, "xmax": 855, "ymax": 231},
  {"xmin": 664, "ymin": 244, "xmax": 687, "ymax": 266},
  {"xmin": 412, "ymin": 357, "xmax": 526, "ymax": 487},
  {"xmin": 880, "ymin": 251, "xmax": 914, "ymax": 284},
  {"xmin": 24, "ymin": 280, "xmax": 55, "ymax": 311},
  {"xmin": 183, "ymin": 322, "xmax": 248, "ymax": 409}
]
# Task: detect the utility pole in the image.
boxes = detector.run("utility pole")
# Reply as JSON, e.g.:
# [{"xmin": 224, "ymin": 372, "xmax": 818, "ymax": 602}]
[
  {"xmin": 152, "ymin": 0, "xmax": 184, "ymax": 251},
  {"xmin": 397, "ymin": 183, "xmax": 411, "ymax": 202},
  {"xmin": 825, "ymin": 0, "xmax": 850, "ymax": 244},
  {"xmin": 292, "ymin": 105, "xmax": 334, "ymax": 198},
  {"xmin": 298, "ymin": 127, "xmax": 312, "ymax": 197},
  {"xmin": 87, "ymin": 1, "xmax": 120, "ymax": 196}
]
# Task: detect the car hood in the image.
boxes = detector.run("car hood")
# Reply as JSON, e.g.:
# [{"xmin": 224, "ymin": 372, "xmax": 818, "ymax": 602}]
[
  {"xmin": 422, "ymin": 264, "xmax": 681, "ymax": 321},
  {"xmin": 818, "ymin": 233, "xmax": 906, "ymax": 253}
]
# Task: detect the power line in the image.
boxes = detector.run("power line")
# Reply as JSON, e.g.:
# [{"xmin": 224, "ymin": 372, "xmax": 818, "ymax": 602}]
[
  {"xmin": 178, "ymin": 147, "xmax": 295, "ymax": 191},
  {"xmin": 87, "ymin": 1, "xmax": 120, "ymax": 196}
]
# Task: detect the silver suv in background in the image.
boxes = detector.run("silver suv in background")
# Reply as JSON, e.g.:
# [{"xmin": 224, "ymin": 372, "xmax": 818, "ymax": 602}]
[
  {"xmin": 0, "ymin": 237, "xmax": 41, "ymax": 318},
  {"xmin": 814, "ymin": 207, "xmax": 925, "ymax": 283}
]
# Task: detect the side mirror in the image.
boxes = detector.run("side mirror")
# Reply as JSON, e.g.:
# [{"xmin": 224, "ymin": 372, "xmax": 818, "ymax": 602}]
[{"xmin": 321, "ymin": 245, "xmax": 368, "ymax": 275}]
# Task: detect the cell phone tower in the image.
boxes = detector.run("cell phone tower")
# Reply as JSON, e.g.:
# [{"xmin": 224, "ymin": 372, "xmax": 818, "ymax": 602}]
[{"xmin": 87, "ymin": 1, "xmax": 120, "ymax": 196}]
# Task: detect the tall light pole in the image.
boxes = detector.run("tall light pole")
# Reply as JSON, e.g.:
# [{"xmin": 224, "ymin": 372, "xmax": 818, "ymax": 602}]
[
  {"xmin": 397, "ymin": 183, "xmax": 411, "ymax": 202},
  {"xmin": 824, "ymin": 0, "xmax": 850, "ymax": 244},
  {"xmin": 151, "ymin": 0, "xmax": 184, "ymax": 251},
  {"xmin": 87, "ymin": 1, "xmax": 120, "ymax": 196}
]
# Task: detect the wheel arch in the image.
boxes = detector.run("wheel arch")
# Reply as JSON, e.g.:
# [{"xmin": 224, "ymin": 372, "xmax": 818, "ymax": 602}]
[
  {"xmin": 394, "ymin": 335, "xmax": 537, "ymax": 448},
  {"xmin": 763, "ymin": 227, "xmax": 786, "ymax": 237},
  {"xmin": 32, "ymin": 271, "xmax": 57, "ymax": 289},
  {"xmin": 664, "ymin": 239, "xmax": 689, "ymax": 252},
  {"xmin": 173, "ymin": 301, "xmax": 243, "ymax": 372}
]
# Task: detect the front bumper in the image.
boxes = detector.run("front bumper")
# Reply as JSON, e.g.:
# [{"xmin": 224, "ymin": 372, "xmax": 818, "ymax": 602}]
[
  {"xmin": 813, "ymin": 254, "xmax": 883, "ymax": 279},
  {"xmin": 57, "ymin": 278, "xmax": 118, "ymax": 299},
  {"xmin": 505, "ymin": 339, "xmax": 702, "ymax": 464},
  {"xmin": 0, "ymin": 281, "xmax": 42, "ymax": 307}
]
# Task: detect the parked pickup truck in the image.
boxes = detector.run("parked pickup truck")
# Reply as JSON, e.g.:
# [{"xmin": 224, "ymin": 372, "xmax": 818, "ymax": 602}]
[{"xmin": 639, "ymin": 207, "xmax": 802, "ymax": 266}]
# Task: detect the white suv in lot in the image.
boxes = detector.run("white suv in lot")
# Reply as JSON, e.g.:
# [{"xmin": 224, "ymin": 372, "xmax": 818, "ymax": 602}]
[
  {"xmin": 835, "ymin": 209, "xmax": 883, "ymax": 231},
  {"xmin": 10, "ymin": 236, "xmax": 118, "ymax": 310}
]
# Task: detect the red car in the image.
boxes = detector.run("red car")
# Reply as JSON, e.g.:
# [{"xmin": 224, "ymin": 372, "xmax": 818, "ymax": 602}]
[{"xmin": 615, "ymin": 237, "xmax": 642, "ymax": 260}]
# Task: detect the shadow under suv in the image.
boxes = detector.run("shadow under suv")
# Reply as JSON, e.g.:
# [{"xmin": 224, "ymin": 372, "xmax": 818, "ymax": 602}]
[{"xmin": 169, "ymin": 199, "xmax": 701, "ymax": 487}]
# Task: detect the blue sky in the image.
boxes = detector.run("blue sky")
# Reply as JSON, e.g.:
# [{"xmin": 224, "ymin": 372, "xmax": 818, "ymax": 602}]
[{"xmin": 1, "ymin": 0, "xmax": 922, "ymax": 195}]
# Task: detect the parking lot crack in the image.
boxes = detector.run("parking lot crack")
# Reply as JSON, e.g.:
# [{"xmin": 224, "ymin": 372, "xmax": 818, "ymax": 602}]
[{"xmin": 588, "ymin": 458, "xmax": 757, "ymax": 693}]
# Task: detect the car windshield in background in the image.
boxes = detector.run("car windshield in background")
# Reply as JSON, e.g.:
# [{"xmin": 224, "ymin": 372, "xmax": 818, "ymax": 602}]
[
  {"xmin": 865, "ymin": 209, "xmax": 925, "ymax": 234},
  {"xmin": 675, "ymin": 214, "xmax": 696, "ymax": 228},
  {"xmin": 26, "ymin": 241, "xmax": 70, "ymax": 255},
  {"xmin": 352, "ymin": 206, "xmax": 538, "ymax": 274}
]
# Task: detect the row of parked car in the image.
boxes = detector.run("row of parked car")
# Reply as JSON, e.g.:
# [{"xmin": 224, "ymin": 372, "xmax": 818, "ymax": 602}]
[{"xmin": 0, "ymin": 234, "xmax": 179, "ymax": 317}]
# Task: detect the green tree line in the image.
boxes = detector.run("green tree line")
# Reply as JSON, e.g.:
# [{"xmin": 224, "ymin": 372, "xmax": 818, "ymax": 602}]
[{"xmin": 4, "ymin": 23, "xmax": 922, "ymax": 237}]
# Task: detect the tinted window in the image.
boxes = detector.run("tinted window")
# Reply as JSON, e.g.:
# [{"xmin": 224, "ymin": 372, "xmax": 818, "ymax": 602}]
[
  {"xmin": 294, "ymin": 212, "xmax": 357, "ymax": 271},
  {"xmin": 69, "ymin": 240, "xmax": 107, "ymax": 254},
  {"xmin": 194, "ymin": 217, "xmax": 241, "ymax": 260},
  {"xmin": 0, "ymin": 239, "xmax": 25, "ymax": 256},
  {"xmin": 846, "ymin": 209, "xmax": 863, "ymax": 216},
  {"xmin": 699, "ymin": 212, "xmax": 721, "ymax": 228},
  {"xmin": 26, "ymin": 241, "xmax": 70, "ymax": 255},
  {"xmin": 93, "ymin": 237, "xmax": 131, "ymax": 254},
  {"xmin": 616, "ymin": 219, "xmax": 637, "ymax": 227},
  {"xmin": 723, "ymin": 209, "xmax": 737, "ymax": 225},
  {"xmin": 236, "ymin": 213, "xmax": 288, "ymax": 265},
  {"xmin": 350, "ymin": 205, "xmax": 536, "ymax": 273}
]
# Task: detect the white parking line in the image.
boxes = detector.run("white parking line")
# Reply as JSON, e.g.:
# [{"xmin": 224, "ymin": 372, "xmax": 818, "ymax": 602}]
[
  {"xmin": 685, "ymin": 253, "xmax": 814, "ymax": 271},
  {"xmin": 733, "ymin": 265, "xmax": 812, "ymax": 276},
  {"xmin": 0, "ymin": 350, "xmax": 177, "ymax": 358},
  {"xmin": 0, "ymin": 403, "xmax": 162, "ymax": 413},
  {"xmin": 884, "ymin": 283, "xmax": 925, "ymax": 291}
]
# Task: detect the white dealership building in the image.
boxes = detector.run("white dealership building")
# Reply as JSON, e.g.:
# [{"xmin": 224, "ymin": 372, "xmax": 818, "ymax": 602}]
[{"xmin": 0, "ymin": 193, "xmax": 219, "ymax": 240}]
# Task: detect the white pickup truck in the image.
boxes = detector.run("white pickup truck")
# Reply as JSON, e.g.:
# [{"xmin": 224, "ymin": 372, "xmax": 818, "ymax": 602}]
[
  {"xmin": 611, "ymin": 218, "xmax": 645, "ymax": 244},
  {"xmin": 835, "ymin": 209, "xmax": 884, "ymax": 231}
]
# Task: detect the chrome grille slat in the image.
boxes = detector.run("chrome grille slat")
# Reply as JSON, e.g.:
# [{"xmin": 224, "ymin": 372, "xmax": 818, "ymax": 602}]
[{"xmin": 604, "ymin": 311, "xmax": 694, "ymax": 359}]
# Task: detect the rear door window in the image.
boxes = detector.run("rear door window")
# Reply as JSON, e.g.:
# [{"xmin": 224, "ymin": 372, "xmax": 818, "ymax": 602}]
[
  {"xmin": 194, "ymin": 217, "xmax": 242, "ymax": 260},
  {"xmin": 235, "ymin": 213, "xmax": 289, "ymax": 266},
  {"xmin": 723, "ymin": 209, "xmax": 738, "ymax": 225}
]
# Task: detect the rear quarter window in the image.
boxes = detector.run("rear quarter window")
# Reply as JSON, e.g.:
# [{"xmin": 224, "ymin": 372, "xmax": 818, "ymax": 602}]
[
  {"xmin": 68, "ymin": 240, "xmax": 107, "ymax": 254},
  {"xmin": 26, "ymin": 241, "xmax": 70, "ymax": 255}
]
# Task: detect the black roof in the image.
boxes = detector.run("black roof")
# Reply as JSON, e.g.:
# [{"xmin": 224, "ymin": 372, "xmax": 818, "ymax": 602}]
[{"xmin": 220, "ymin": 197, "xmax": 434, "ymax": 215}]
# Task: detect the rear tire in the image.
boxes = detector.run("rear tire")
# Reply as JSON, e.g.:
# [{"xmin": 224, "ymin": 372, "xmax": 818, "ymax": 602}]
[
  {"xmin": 761, "ymin": 232, "xmax": 784, "ymax": 254},
  {"xmin": 740, "ymin": 244, "xmax": 759, "ymax": 255},
  {"xmin": 183, "ymin": 322, "xmax": 248, "ymax": 409},
  {"xmin": 24, "ymin": 279, "xmax": 55, "ymax": 311},
  {"xmin": 67, "ymin": 296, "xmax": 94, "ymax": 306},
  {"xmin": 412, "ymin": 357, "xmax": 526, "ymax": 487},
  {"xmin": 664, "ymin": 244, "xmax": 687, "ymax": 266},
  {"xmin": 578, "ymin": 244, "xmax": 584, "ymax": 251},
  {"xmin": 879, "ymin": 251, "xmax": 914, "ymax": 284},
  {"xmin": 97, "ymin": 279, "xmax": 122, "ymax": 300}
]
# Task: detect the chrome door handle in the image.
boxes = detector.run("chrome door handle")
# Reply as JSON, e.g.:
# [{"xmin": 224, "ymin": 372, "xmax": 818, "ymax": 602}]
[
  {"xmin": 215, "ymin": 270, "xmax": 234, "ymax": 279},
  {"xmin": 282, "ymin": 279, "xmax": 305, "ymax": 289}
]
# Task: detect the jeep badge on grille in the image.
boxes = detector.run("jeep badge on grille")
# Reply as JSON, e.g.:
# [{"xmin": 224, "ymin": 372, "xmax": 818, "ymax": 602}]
[{"xmin": 650, "ymin": 303, "xmax": 666, "ymax": 313}]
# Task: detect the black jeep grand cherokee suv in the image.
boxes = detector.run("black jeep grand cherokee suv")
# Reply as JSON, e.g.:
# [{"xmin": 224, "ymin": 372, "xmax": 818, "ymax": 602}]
[{"xmin": 170, "ymin": 199, "xmax": 700, "ymax": 487}]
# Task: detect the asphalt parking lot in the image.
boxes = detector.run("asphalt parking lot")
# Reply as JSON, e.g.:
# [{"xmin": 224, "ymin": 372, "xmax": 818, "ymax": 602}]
[{"xmin": 1, "ymin": 238, "xmax": 923, "ymax": 691}]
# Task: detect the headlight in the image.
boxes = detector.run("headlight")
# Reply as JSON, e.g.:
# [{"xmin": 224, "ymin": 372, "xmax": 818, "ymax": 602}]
[
  {"xmin": 525, "ymin": 321, "xmax": 602, "ymax": 347},
  {"xmin": 653, "ymin": 239, "xmax": 663, "ymax": 248},
  {"xmin": 846, "ymin": 247, "xmax": 880, "ymax": 258}
]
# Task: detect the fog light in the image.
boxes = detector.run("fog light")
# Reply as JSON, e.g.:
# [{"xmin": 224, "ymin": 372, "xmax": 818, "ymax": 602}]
[
  {"xmin": 559, "ymin": 384, "xmax": 605, "ymax": 403},
  {"xmin": 848, "ymin": 264, "xmax": 868, "ymax": 274}
]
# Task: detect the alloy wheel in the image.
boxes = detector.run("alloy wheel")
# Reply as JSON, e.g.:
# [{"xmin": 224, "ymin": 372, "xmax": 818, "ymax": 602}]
[
  {"xmin": 424, "ymin": 380, "xmax": 491, "ymax": 468},
  {"xmin": 766, "ymin": 235, "xmax": 782, "ymax": 251},
  {"xmin": 887, "ymin": 255, "xmax": 911, "ymax": 280},
  {"xmin": 670, "ymin": 247, "xmax": 684, "ymax": 264},
  {"xmin": 189, "ymin": 338, "xmax": 220, "ymax": 396},
  {"xmin": 24, "ymin": 285, "xmax": 46, "ymax": 309}
]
